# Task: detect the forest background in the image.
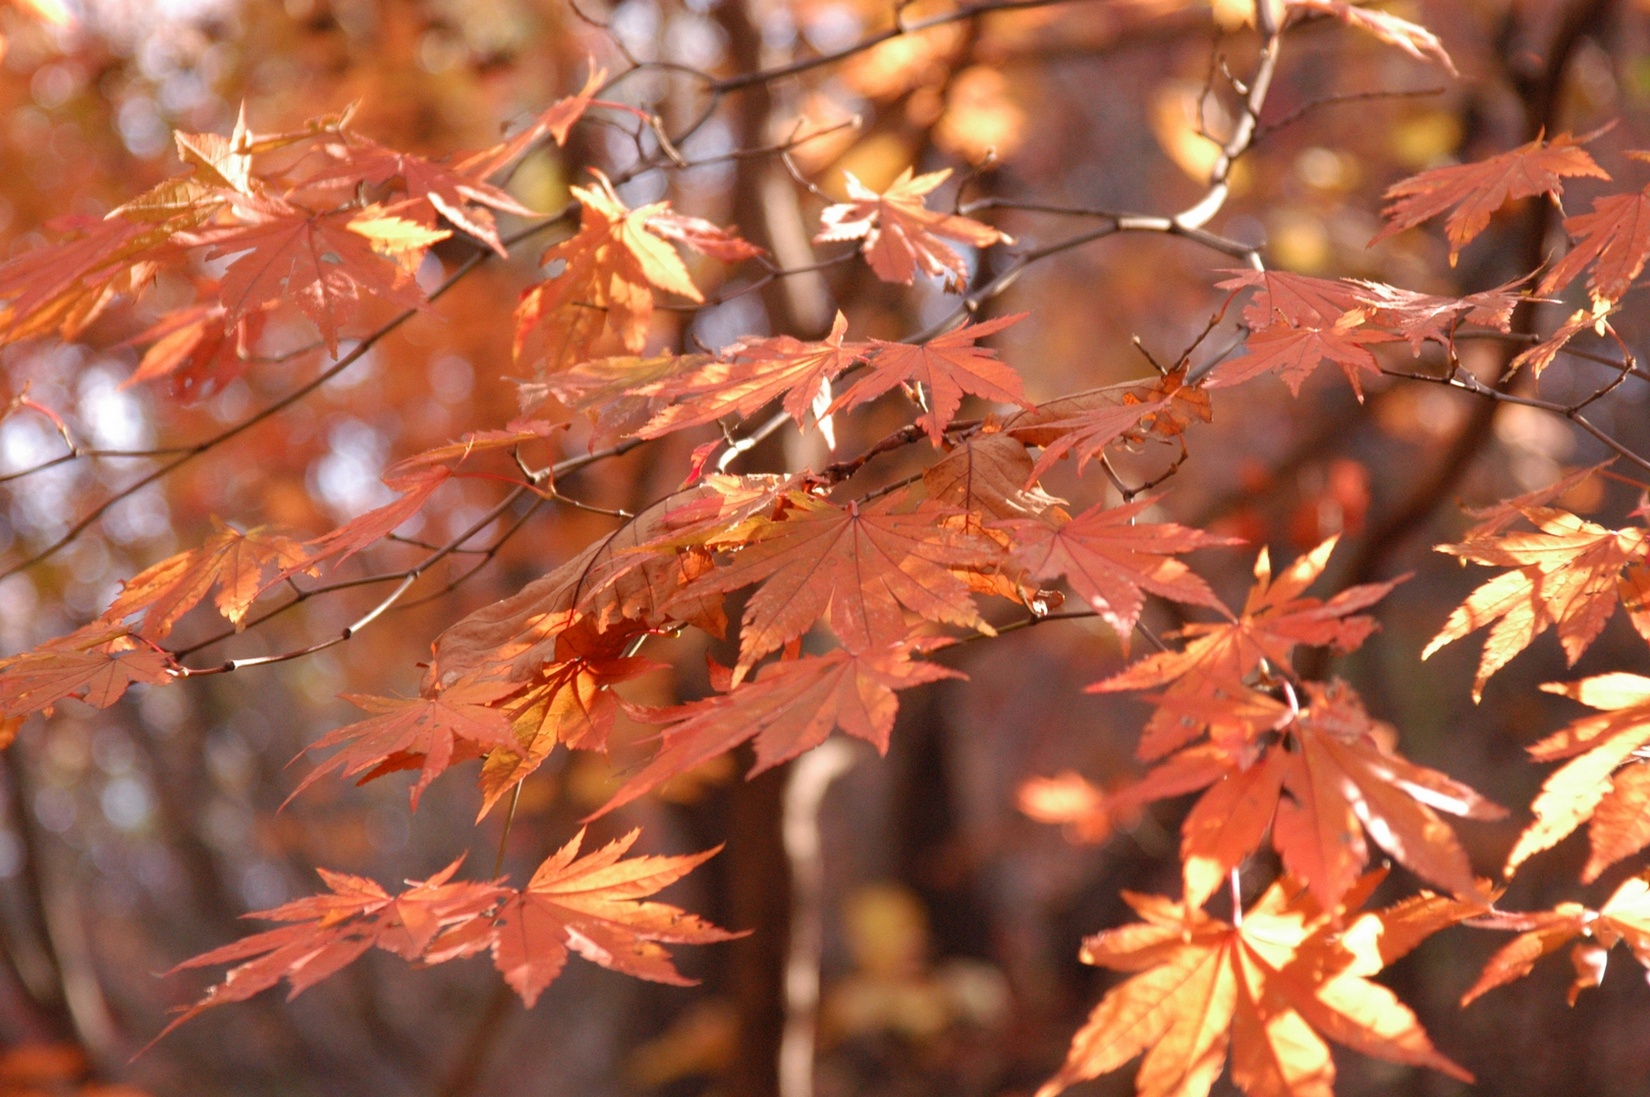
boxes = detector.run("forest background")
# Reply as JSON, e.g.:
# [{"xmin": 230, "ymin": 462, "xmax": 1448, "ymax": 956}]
[{"xmin": 1, "ymin": 1, "xmax": 1649, "ymax": 1097}]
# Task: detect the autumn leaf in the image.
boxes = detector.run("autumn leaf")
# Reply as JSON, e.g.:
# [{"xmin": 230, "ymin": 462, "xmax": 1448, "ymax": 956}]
[
  {"xmin": 475, "ymin": 621, "xmax": 662, "ymax": 819},
  {"xmin": 1422, "ymin": 507, "xmax": 1650, "ymax": 701},
  {"xmin": 1502, "ymin": 674, "xmax": 1650, "ymax": 880},
  {"xmin": 1001, "ymin": 497, "xmax": 1236, "ymax": 644},
  {"xmin": 306, "ymin": 134, "xmax": 538, "ymax": 256},
  {"xmin": 0, "ymin": 627, "xmax": 175, "ymax": 720},
  {"xmin": 161, "ymin": 826, "xmax": 733, "ymax": 1035},
  {"xmin": 385, "ymin": 420, "xmax": 564, "ymax": 479},
  {"xmin": 920, "ymin": 430, "xmax": 1061, "ymax": 526},
  {"xmin": 1537, "ymin": 179, "xmax": 1650, "ymax": 307},
  {"xmin": 156, "ymin": 857, "xmax": 505, "ymax": 1041},
  {"xmin": 828, "ymin": 312, "xmax": 1029, "ymax": 444},
  {"xmin": 640, "ymin": 312, "xmax": 868, "ymax": 439},
  {"xmin": 1371, "ymin": 131, "xmax": 1608, "ymax": 260},
  {"xmin": 1093, "ymin": 537, "xmax": 1401, "ymax": 759},
  {"xmin": 453, "ymin": 65, "xmax": 607, "ymax": 179},
  {"xmin": 476, "ymin": 828, "xmax": 739, "ymax": 1006},
  {"xmin": 1462, "ymin": 871, "xmax": 1650, "ymax": 1006},
  {"xmin": 1007, "ymin": 366, "xmax": 1211, "ymax": 483},
  {"xmin": 277, "ymin": 464, "xmax": 454, "ymax": 582},
  {"xmin": 1346, "ymin": 278, "xmax": 1520, "ymax": 349},
  {"xmin": 1037, "ymin": 875, "xmax": 1471, "ymax": 1097},
  {"xmin": 1272, "ymin": 681, "xmax": 1502, "ymax": 910},
  {"xmin": 1107, "ymin": 680, "xmax": 1499, "ymax": 911},
  {"xmin": 1460, "ymin": 463, "xmax": 1611, "ymax": 539},
  {"xmin": 1510, "ymin": 304, "xmax": 1615, "ymax": 377},
  {"xmin": 1214, "ymin": 267, "xmax": 1518, "ymax": 361},
  {"xmin": 290, "ymin": 677, "xmax": 521, "ymax": 809},
  {"xmin": 1289, "ymin": 0, "xmax": 1456, "ymax": 74},
  {"xmin": 182, "ymin": 198, "xmax": 431, "ymax": 354},
  {"xmin": 644, "ymin": 210, "xmax": 766, "ymax": 263},
  {"xmin": 1209, "ymin": 308, "xmax": 1400, "ymax": 399},
  {"xmin": 515, "ymin": 170, "xmax": 756, "ymax": 373},
  {"xmin": 597, "ymin": 640, "xmax": 960, "ymax": 816},
  {"xmin": 672, "ymin": 490, "xmax": 998, "ymax": 678},
  {"xmin": 425, "ymin": 477, "xmax": 786, "ymax": 691},
  {"xmin": 122, "ymin": 297, "xmax": 265, "ymax": 400},
  {"xmin": 102, "ymin": 518, "xmax": 309, "ymax": 639},
  {"xmin": 0, "ymin": 213, "xmax": 181, "ymax": 342},
  {"xmin": 815, "ymin": 167, "xmax": 1011, "ymax": 288}
]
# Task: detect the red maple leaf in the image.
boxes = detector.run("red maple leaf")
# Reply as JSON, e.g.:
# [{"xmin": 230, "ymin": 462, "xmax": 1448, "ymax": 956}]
[
  {"xmin": 0, "ymin": 627, "xmax": 175, "ymax": 720},
  {"xmin": 183, "ymin": 199, "xmax": 431, "ymax": 353},
  {"xmin": 597, "ymin": 640, "xmax": 960, "ymax": 815},
  {"xmin": 828, "ymin": 312, "xmax": 1029, "ymax": 444},
  {"xmin": 290, "ymin": 677, "xmax": 521, "ymax": 808},
  {"xmin": 1007, "ymin": 366, "xmax": 1211, "ymax": 482},
  {"xmin": 475, "ymin": 621, "xmax": 663, "ymax": 819},
  {"xmin": 156, "ymin": 857, "xmax": 505, "ymax": 1041},
  {"xmin": 641, "ymin": 312, "xmax": 869, "ymax": 439},
  {"xmin": 474, "ymin": 828, "xmax": 740, "ymax": 1006},
  {"xmin": 1371, "ymin": 131, "xmax": 1608, "ymax": 260},
  {"xmin": 672, "ymin": 489, "xmax": 999, "ymax": 678},
  {"xmin": 1093, "ymin": 537, "xmax": 1402, "ymax": 759},
  {"xmin": 1538, "ymin": 175, "xmax": 1650, "ymax": 306},
  {"xmin": 1209, "ymin": 308, "xmax": 1400, "ymax": 399},
  {"xmin": 305, "ymin": 135, "xmax": 539, "ymax": 256},
  {"xmin": 1002, "ymin": 497, "xmax": 1237, "ymax": 644}
]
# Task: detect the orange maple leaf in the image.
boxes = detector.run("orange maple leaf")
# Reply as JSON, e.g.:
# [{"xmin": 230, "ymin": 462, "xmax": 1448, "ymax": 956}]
[
  {"xmin": 1209, "ymin": 308, "xmax": 1400, "ymax": 399},
  {"xmin": 1104, "ymin": 680, "xmax": 1499, "ymax": 911},
  {"xmin": 0, "ymin": 627, "xmax": 175, "ymax": 720},
  {"xmin": 426, "ymin": 478, "xmax": 787, "ymax": 698},
  {"xmin": 1503, "ymin": 674, "xmax": 1650, "ymax": 880},
  {"xmin": 475, "ymin": 621, "xmax": 663, "ymax": 819},
  {"xmin": 472, "ymin": 828, "xmax": 740, "ymax": 1006},
  {"xmin": 1007, "ymin": 366, "xmax": 1211, "ymax": 483},
  {"xmin": 920, "ymin": 431, "xmax": 1062, "ymax": 526},
  {"xmin": 1462, "ymin": 870, "xmax": 1650, "ymax": 1006},
  {"xmin": 1038, "ymin": 875, "xmax": 1471, "ymax": 1097},
  {"xmin": 596, "ymin": 640, "xmax": 961, "ymax": 816},
  {"xmin": 1371, "ymin": 131, "xmax": 1608, "ymax": 260},
  {"xmin": 1537, "ymin": 178, "xmax": 1650, "ymax": 307},
  {"xmin": 306, "ymin": 134, "xmax": 539, "ymax": 256},
  {"xmin": 291, "ymin": 677, "xmax": 520, "ymax": 809},
  {"xmin": 122, "ymin": 296, "xmax": 266, "ymax": 400},
  {"xmin": 453, "ymin": 66, "xmax": 608, "ymax": 179},
  {"xmin": 1093, "ymin": 537, "xmax": 1401, "ymax": 759},
  {"xmin": 815, "ymin": 167, "xmax": 1011, "ymax": 288},
  {"xmin": 183, "ymin": 198, "xmax": 431, "ymax": 354},
  {"xmin": 102, "ymin": 518, "xmax": 308, "ymax": 640},
  {"xmin": 673, "ymin": 490, "xmax": 998, "ymax": 678},
  {"xmin": 515, "ymin": 170, "xmax": 756, "ymax": 373},
  {"xmin": 640, "ymin": 312, "xmax": 869, "ymax": 439},
  {"xmin": 828, "ymin": 312, "xmax": 1029, "ymax": 444},
  {"xmin": 157, "ymin": 857, "xmax": 505, "ymax": 1041},
  {"xmin": 1002, "ymin": 496, "xmax": 1236, "ymax": 644},
  {"xmin": 1421, "ymin": 506, "xmax": 1650, "ymax": 701}
]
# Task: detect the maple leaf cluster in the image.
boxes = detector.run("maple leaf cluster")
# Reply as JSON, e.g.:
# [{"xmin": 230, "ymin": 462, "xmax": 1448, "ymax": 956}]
[
  {"xmin": 7, "ymin": 6, "xmax": 1650, "ymax": 1095},
  {"xmin": 155, "ymin": 830, "xmax": 737, "ymax": 1039}
]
